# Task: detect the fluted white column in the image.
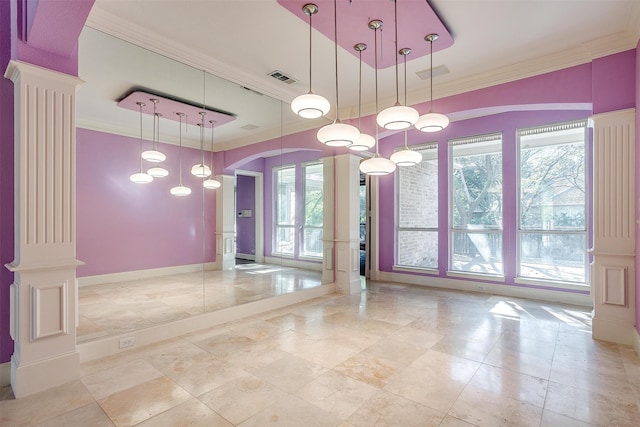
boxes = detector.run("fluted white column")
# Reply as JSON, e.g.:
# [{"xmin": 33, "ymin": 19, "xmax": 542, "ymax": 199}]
[
  {"xmin": 333, "ymin": 154, "xmax": 361, "ymax": 294},
  {"xmin": 591, "ymin": 108, "xmax": 636, "ymax": 345},
  {"xmin": 4, "ymin": 60, "xmax": 84, "ymax": 397},
  {"xmin": 215, "ymin": 174, "xmax": 236, "ymax": 270},
  {"xmin": 321, "ymin": 156, "xmax": 335, "ymax": 285}
]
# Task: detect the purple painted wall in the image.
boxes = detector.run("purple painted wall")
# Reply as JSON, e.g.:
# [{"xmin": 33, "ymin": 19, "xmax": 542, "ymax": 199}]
[
  {"xmin": 592, "ymin": 49, "xmax": 636, "ymax": 115},
  {"xmin": 236, "ymin": 175, "xmax": 256, "ymax": 256},
  {"xmin": 1, "ymin": 0, "xmax": 16, "ymax": 364},
  {"xmin": 76, "ymin": 129, "xmax": 216, "ymax": 277},
  {"xmin": 636, "ymin": 39, "xmax": 640, "ymax": 336}
]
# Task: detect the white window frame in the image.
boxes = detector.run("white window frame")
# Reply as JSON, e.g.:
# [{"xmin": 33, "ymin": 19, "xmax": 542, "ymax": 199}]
[
  {"xmin": 301, "ymin": 161, "xmax": 323, "ymax": 259},
  {"xmin": 273, "ymin": 164, "xmax": 296, "ymax": 256},
  {"xmin": 515, "ymin": 120, "xmax": 589, "ymax": 289}
]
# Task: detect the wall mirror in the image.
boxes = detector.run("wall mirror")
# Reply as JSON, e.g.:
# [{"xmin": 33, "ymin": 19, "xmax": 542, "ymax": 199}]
[{"xmin": 75, "ymin": 27, "xmax": 330, "ymax": 344}]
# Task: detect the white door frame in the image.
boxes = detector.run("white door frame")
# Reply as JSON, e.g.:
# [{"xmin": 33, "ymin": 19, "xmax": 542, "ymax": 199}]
[{"xmin": 235, "ymin": 170, "xmax": 264, "ymax": 263}]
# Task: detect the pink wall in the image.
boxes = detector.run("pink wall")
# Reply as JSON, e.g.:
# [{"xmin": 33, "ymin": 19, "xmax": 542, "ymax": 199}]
[
  {"xmin": 636, "ymin": 38, "xmax": 640, "ymax": 336},
  {"xmin": 76, "ymin": 129, "xmax": 216, "ymax": 277}
]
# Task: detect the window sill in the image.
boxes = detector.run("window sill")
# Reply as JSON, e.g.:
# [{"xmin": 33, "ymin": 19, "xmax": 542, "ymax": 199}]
[
  {"xmin": 446, "ymin": 271, "xmax": 505, "ymax": 283},
  {"xmin": 392, "ymin": 265, "xmax": 439, "ymax": 275},
  {"xmin": 514, "ymin": 277, "xmax": 590, "ymax": 292}
]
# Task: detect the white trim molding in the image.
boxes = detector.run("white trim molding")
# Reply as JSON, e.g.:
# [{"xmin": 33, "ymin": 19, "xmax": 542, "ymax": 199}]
[{"xmin": 77, "ymin": 262, "xmax": 216, "ymax": 287}]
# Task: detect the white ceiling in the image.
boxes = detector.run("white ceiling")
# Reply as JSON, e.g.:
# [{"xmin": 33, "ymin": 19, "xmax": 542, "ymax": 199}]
[{"xmin": 78, "ymin": 0, "xmax": 640, "ymax": 151}]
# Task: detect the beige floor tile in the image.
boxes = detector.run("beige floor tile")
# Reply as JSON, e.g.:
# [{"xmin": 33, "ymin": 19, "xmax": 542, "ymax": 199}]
[
  {"xmin": 468, "ymin": 364, "xmax": 548, "ymax": 408},
  {"xmin": 334, "ymin": 350, "xmax": 406, "ymax": 389},
  {"xmin": 251, "ymin": 354, "xmax": 329, "ymax": 393},
  {"xmin": 362, "ymin": 337, "xmax": 428, "ymax": 366},
  {"xmin": 35, "ymin": 402, "xmax": 114, "ymax": 427},
  {"xmin": 544, "ymin": 381, "xmax": 640, "ymax": 426},
  {"xmin": 97, "ymin": 376, "xmax": 192, "ymax": 426},
  {"xmin": 81, "ymin": 359, "xmax": 164, "ymax": 401},
  {"xmin": 448, "ymin": 384, "xmax": 543, "ymax": 427},
  {"xmin": 540, "ymin": 409, "xmax": 592, "ymax": 427},
  {"xmin": 438, "ymin": 415, "xmax": 479, "ymax": 426},
  {"xmin": 346, "ymin": 389, "xmax": 445, "ymax": 427},
  {"xmin": 193, "ymin": 331, "xmax": 257, "ymax": 357},
  {"xmin": 0, "ymin": 381, "xmax": 94, "ymax": 426},
  {"xmin": 484, "ymin": 346, "xmax": 553, "ymax": 380},
  {"xmin": 237, "ymin": 394, "xmax": 341, "ymax": 427},
  {"xmin": 135, "ymin": 398, "xmax": 233, "ymax": 427},
  {"xmin": 296, "ymin": 370, "xmax": 378, "ymax": 419},
  {"xmin": 199, "ymin": 374, "xmax": 287, "ymax": 425}
]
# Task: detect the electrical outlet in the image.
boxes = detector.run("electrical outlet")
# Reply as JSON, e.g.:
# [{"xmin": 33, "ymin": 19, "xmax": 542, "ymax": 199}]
[{"xmin": 119, "ymin": 336, "xmax": 135, "ymax": 349}]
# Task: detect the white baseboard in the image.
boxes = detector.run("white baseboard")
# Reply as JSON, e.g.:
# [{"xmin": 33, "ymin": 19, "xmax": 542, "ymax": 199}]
[
  {"xmin": 592, "ymin": 317, "xmax": 634, "ymax": 345},
  {"xmin": 235, "ymin": 253, "xmax": 255, "ymax": 261},
  {"xmin": 77, "ymin": 262, "xmax": 216, "ymax": 287},
  {"xmin": 78, "ymin": 283, "xmax": 336, "ymax": 363},
  {"xmin": 0, "ymin": 361, "xmax": 10, "ymax": 387},
  {"xmin": 376, "ymin": 271, "xmax": 593, "ymax": 307},
  {"xmin": 265, "ymin": 256, "xmax": 322, "ymax": 272},
  {"xmin": 634, "ymin": 328, "xmax": 640, "ymax": 357}
]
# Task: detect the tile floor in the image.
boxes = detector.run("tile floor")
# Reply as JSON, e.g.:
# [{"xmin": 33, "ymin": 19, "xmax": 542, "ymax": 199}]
[
  {"xmin": 78, "ymin": 264, "xmax": 323, "ymax": 341},
  {"xmin": 2, "ymin": 281, "xmax": 640, "ymax": 426}
]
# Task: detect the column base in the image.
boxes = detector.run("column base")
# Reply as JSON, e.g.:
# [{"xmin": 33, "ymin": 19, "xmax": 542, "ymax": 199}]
[
  {"xmin": 11, "ymin": 350, "xmax": 80, "ymax": 398},
  {"xmin": 592, "ymin": 317, "xmax": 633, "ymax": 345}
]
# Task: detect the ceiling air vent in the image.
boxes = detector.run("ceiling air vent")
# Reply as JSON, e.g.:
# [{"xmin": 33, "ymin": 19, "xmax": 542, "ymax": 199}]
[
  {"xmin": 240, "ymin": 124, "xmax": 259, "ymax": 131},
  {"xmin": 268, "ymin": 70, "xmax": 298, "ymax": 84},
  {"xmin": 416, "ymin": 65, "xmax": 450, "ymax": 80}
]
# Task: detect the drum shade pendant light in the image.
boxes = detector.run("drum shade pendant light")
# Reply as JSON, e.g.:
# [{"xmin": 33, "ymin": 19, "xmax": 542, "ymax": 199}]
[
  {"xmin": 141, "ymin": 98, "xmax": 167, "ymax": 162},
  {"xmin": 130, "ymin": 101, "xmax": 154, "ymax": 184},
  {"xmin": 349, "ymin": 43, "xmax": 375, "ymax": 152},
  {"xmin": 360, "ymin": 19, "xmax": 396, "ymax": 176},
  {"xmin": 291, "ymin": 3, "xmax": 330, "ymax": 119},
  {"xmin": 203, "ymin": 120, "xmax": 222, "ymax": 189},
  {"xmin": 390, "ymin": 48, "xmax": 423, "ymax": 166},
  {"xmin": 376, "ymin": 0, "xmax": 419, "ymax": 130},
  {"xmin": 415, "ymin": 33, "xmax": 449, "ymax": 132},
  {"xmin": 317, "ymin": 0, "xmax": 360, "ymax": 147},
  {"xmin": 147, "ymin": 104, "xmax": 169, "ymax": 177},
  {"xmin": 191, "ymin": 112, "xmax": 212, "ymax": 178},
  {"xmin": 170, "ymin": 112, "xmax": 192, "ymax": 197}
]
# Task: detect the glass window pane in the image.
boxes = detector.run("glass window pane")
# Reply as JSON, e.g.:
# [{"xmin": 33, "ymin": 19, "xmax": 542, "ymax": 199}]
[
  {"xmin": 398, "ymin": 157, "xmax": 438, "ymax": 228},
  {"xmin": 451, "ymin": 231, "xmax": 503, "ymax": 275},
  {"xmin": 302, "ymin": 227, "xmax": 323, "ymax": 258},
  {"xmin": 304, "ymin": 163, "xmax": 323, "ymax": 227},
  {"xmin": 397, "ymin": 230, "xmax": 438, "ymax": 269},
  {"xmin": 519, "ymin": 233, "xmax": 586, "ymax": 283},
  {"xmin": 275, "ymin": 226, "xmax": 295, "ymax": 255},
  {"xmin": 451, "ymin": 145, "xmax": 502, "ymax": 229},
  {"xmin": 520, "ymin": 142, "xmax": 585, "ymax": 230},
  {"xmin": 276, "ymin": 166, "xmax": 296, "ymax": 226}
]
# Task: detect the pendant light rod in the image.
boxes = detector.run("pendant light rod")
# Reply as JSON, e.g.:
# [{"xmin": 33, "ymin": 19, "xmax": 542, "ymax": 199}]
[
  {"xmin": 355, "ymin": 42, "xmax": 367, "ymax": 130},
  {"xmin": 137, "ymin": 101, "xmax": 145, "ymax": 171},
  {"xmin": 176, "ymin": 112, "xmax": 185, "ymax": 185},
  {"xmin": 209, "ymin": 120, "xmax": 216, "ymax": 170},
  {"xmin": 426, "ymin": 33, "xmax": 439, "ymax": 113},
  {"xmin": 393, "ymin": 0, "xmax": 399, "ymax": 105},
  {"xmin": 369, "ymin": 19, "xmax": 383, "ymax": 154},
  {"xmin": 333, "ymin": 0, "xmax": 340, "ymax": 119},
  {"xmin": 400, "ymin": 47, "xmax": 411, "ymax": 106},
  {"xmin": 303, "ymin": 3, "xmax": 317, "ymax": 94}
]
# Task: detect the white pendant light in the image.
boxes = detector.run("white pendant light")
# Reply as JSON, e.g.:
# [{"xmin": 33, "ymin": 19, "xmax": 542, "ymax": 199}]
[
  {"xmin": 391, "ymin": 49, "xmax": 422, "ymax": 167},
  {"xmin": 170, "ymin": 112, "xmax": 191, "ymax": 197},
  {"xmin": 391, "ymin": 131, "xmax": 422, "ymax": 166},
  {"xmin": 376, "ymin": 0, "xmax": 419, "ymax": 130},
  {"xmin": 415, "ymin": 33, "xmax": 450, "ymax": 133},
  {"xmin": 192, "ymin": 112, "xmax": 212, "ymax": 178},
  {"xmin": 291, "ymin": 3, "xmax": 330, "ymax": 119},
  {"xmin": 141, "ymin": 98, "xmax": 167, "ymax": 162},
  {"xmin": 148, "ymin": 167, "xmax": 169, "ymax": 178},
  {"xmin": 317, "ymin": 0, "xmax": 360, "ymax": 147},
  {"xmin": 130, "ymin": 101, "xmax": 154, "ymax": 184},
  {"xmin": 349, "ymin": 43, "xmax": 376, "ymax": 152},
  {"xmin": 146, "ymin": 106, "xmax": 168, "ymax": 177},
  {"xmin": 203, "ymin": 120, "xmax": 222, "ymax": 189},
  {"xmin": 359, "ymin": 19, "xmax": 395, "ymax": 176}
]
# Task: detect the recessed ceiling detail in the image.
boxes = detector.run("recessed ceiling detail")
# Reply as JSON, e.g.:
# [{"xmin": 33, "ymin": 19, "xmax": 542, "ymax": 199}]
[
  {"xmin": 276, "ymin": 0, "xmax": 454, "ymax": 69},
  {"xmin": 117, "ymin": 90, "xmax": 236, "ymax": 127}
]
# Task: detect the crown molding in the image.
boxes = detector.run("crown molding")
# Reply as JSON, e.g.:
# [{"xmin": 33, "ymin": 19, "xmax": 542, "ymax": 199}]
[{"xmin": 85, "ymin": 8, "xmax": 299, "ymax": 104}]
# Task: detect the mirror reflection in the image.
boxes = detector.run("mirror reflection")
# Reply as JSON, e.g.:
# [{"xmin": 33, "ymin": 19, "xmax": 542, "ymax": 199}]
[{"xmin": 75, "ymin": 27, "xmax": 329, "ymax": 343}]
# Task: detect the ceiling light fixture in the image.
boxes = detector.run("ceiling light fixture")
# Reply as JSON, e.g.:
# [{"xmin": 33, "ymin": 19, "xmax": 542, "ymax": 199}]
[
  {"xmin": 147, "ymin": 107, "xmax": 169, "ymax": 177},
  {"xmin": 349, "ymin": 42, "xmax": 375, "ymax": 152},
  {"xmin": 317, "ymin": 0, "xmax": 360, "ymax": 147},
  {"xmin": 415, "ymin": 33, "xmax": 449, "ymax": 132},
  {"xmin": 130, "ymin": 101, "xmax": 154, "ymax": 184},
  {"xmin": 360, "ymin": 19, "xmax": 396, "ymax": 176},
  {"xmin": 191, "ymin": 111, "xmax": 213, "ymax": 178},
  {"xmin": 290, "ymin": 3, "xmax": 330, "ymax": 119},
  {"xmin": 141, "ymin": 98, "xmax": 167, "ymax": 162},
  {"xmin": 170, "ymin": 112, "xmax": 192, "ymax": 197},
  {"xmin": 376, "ymin": 0, "xmax": 419, "ymax": 130},
  {"xmin": 390, "ymin": 47, "xmax": 423, "ymax": 166},
  {"xmin": 203, "ymin": 120, "xmax": 222, "ymax": 190}
]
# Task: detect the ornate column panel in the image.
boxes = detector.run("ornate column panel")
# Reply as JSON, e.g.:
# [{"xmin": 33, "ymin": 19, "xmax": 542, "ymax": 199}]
[
  {"xmin": 4, "ymin": 60, "xmax": 84, "ymax": 397},
  {"xmin": 591, "ymin": 108, "xmax": 636, "ymax": 345},
  {"xmin": 321, "ymin": 156, "xmax": 335, "ymax": 285},
  {"xmin": 214, "ymin": 174, "xmax": 236, "ymax": 270},
  {"xmin": 333, "ymin": 154, "xmax": 361, "ymax": 294}
]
